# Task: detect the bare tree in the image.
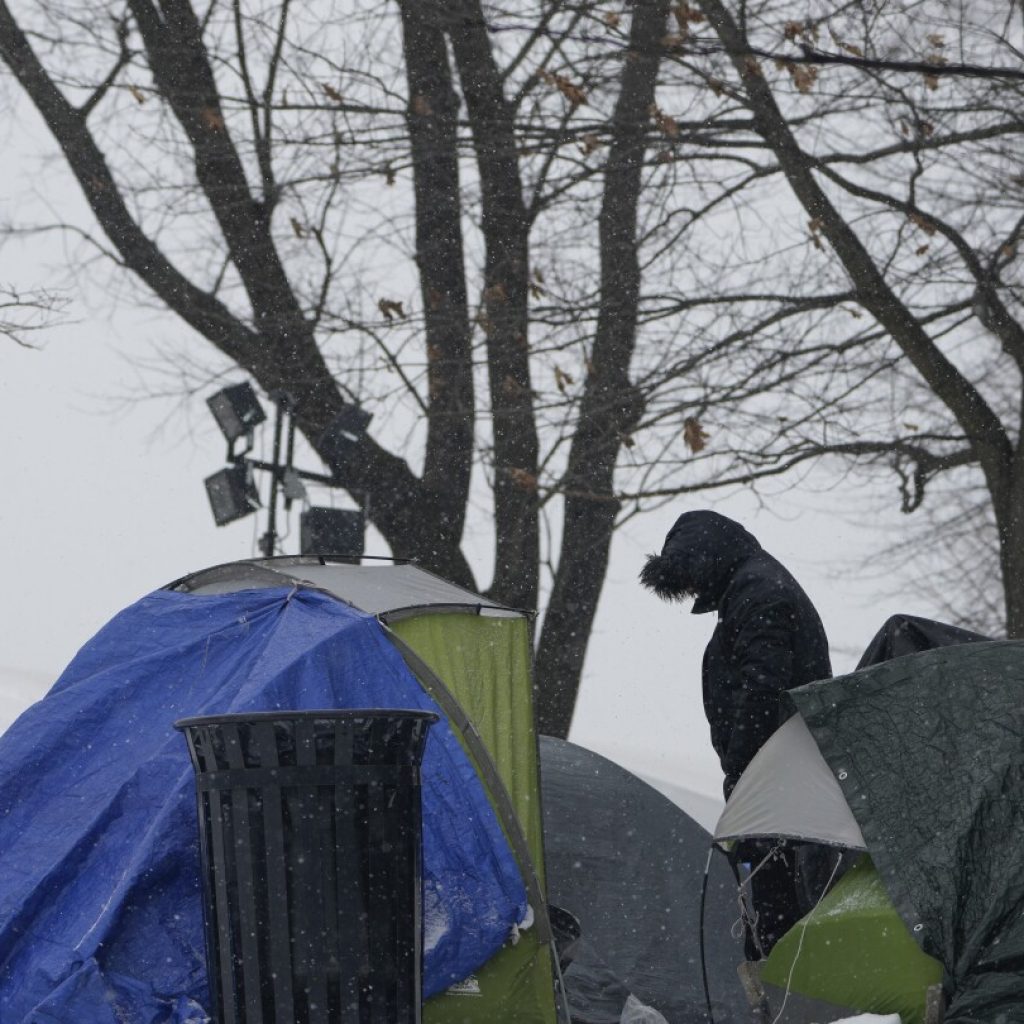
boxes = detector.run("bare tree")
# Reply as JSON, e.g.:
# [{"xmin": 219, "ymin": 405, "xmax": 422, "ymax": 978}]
[
  {"xmin": 615, "ymin": 0, "xmax": 1024, "ymax": 637},
  {"xmin": 0, "ymin": 285, "xmax": 67, "ymax": 346},
  {"xmin": 6, "ymin": 0, "xmax": 1018, "ymax": 735},
  {"xmin": 0, "ymin": 0, "xmax": 691, "ymax": 735}
]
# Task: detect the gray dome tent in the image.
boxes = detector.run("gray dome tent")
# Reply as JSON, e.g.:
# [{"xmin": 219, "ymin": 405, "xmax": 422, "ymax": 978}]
[{"xmin": 540, "ymin": 737, "xmax": 746, "ymax": 1023}]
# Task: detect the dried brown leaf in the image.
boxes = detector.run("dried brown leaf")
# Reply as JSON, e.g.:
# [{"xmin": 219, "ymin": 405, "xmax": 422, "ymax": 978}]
[
  {"xmin": 778, "ymin": 60, "xmax": 817, "ymax": 93},
  {"xmin": 378, "ymin": 298, "xmax": 405, "ymax": 322},
  {"xmin": 321, "ymin": 83, "xmax": 344, "ymax": 104},
  {"xmin": 828, "ymin": 28, "xmax": 863, "ymax": 57},
  {"xmin": 649, "ymin": 102, "xmax": 680, "ymax": 138},
  {"xmin": 538, "ymin": 69, "xmax": 587, "ymax": 108},
  {"xmin": 199, "ymin": 106, "xmax": 225, "ymax": 131},
  {"xmin": 508, "ymin": 467, "xmax": 539, "ymax": 491},
  {"xmin": 791, "ymin": 64, "xmax": 818, "ymax": 93},
  {"xmin": 683, "ymin": 417, "xmax": 709, "ymax": 454},
  {"xmin": 501, "ymin": 374, "xmax": 526, "ymax": 398},
  {"xmin": 673, "ymin": 2, "xmax": 705, "ymax": 25},
  {"xmin": 910, "ymin": 212, "xmax": 937, "ymax": 236},
  {"xmin": 128, "ymin": 84, "xmax": 146, "ymax": 104}
]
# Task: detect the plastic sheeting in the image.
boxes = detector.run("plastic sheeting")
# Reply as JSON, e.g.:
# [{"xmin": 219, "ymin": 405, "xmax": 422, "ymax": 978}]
[
  {"xmin": 856, "ymin": 613, "xmax": 991, "ymax": 670},
  {"xmin": 0, "ymin": 587, "xmax": 527, "ymax": 1023},
  {"xmin": 790, "ymin": 640, "xmax": 1024, "ymax": 1023}
]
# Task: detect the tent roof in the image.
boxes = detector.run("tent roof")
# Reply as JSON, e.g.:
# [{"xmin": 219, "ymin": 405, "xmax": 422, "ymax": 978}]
[
  {"xmin": 713, "ymin": 714, "xmax": 867, "ymax": 850},
  {"xmin": 167, "ymin": 557, "xmax": 522, "ymax": 619}
]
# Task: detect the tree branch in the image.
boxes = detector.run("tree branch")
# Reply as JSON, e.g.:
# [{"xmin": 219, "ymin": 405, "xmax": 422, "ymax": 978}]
[
  {"xmin": 0, "ymin": 0, "xmax": 257, "ymax": 361},
  {"xmin": 696, "ymin": 0, "xmax": 1014, "ymax": 505},
  {"xmin": 720, "ymin": 42, "xmax": 1024, "ymax": 83},
  {"xmin": 78, "ymin": 15, "xmax": 132, "ymax": 120},
  {"xmin": 535, "ymin": 0, "xmax": 670, "ymax": 737}
]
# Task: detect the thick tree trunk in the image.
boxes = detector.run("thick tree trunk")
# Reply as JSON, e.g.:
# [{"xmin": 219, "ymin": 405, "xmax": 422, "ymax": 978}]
[
  {"xmin": 398, "ymin": 1, "xmax": 475, "ymax": 576},
  {"xmin": 998, "ymin": 450, "xmax": 1024, "ymax": 637},
  {"xmin": 446, "ymin": 0, "xmax": 540, "ymax": 612},
  {"xmin": 0, "ymin": 0, "xmax": 479, "ymax": 587},
  {"xmin": 534, "ymin": 0, "xmax": 670, "ymax": 738}
]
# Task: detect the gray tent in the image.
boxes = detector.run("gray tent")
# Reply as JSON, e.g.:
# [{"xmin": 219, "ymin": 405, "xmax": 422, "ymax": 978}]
[
  {"xmin": 540, "ymin": 737, "xmax": 746, "ymax": 1023},
  {"xmin": 714, "ymin": 639, "xmax": 1024, "ymax": 1023}
]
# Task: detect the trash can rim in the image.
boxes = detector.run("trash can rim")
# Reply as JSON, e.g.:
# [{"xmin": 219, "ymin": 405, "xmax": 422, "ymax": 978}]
[{"xmin": 173, "ymin": 708, "xmax": 440, "ymax": 731}]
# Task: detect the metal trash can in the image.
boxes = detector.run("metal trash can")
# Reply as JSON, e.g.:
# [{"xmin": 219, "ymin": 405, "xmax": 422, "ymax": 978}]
[{"xmin": 176, "ymin": 709, "xmax": 437, "ymax": 1024}]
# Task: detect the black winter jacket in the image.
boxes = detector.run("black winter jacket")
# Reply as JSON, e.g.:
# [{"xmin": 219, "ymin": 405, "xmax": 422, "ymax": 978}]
[{"xmin": 653, "ymin": 512, "xmax": 831, "ymax": 797}]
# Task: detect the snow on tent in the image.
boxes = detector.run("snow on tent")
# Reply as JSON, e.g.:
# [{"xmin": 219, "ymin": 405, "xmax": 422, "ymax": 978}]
[
  {"xmin": 0, "ymin": 557, "xmax": 559, "ymax": 1023},
  {"xmin": 713, "ymin": 616, "xmax": 1024, "ymax": 1024}
]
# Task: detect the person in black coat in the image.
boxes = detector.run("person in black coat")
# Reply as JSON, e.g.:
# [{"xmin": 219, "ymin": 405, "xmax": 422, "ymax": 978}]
[{"xmin": 640, "ymin": 510, "xmax": 832, "ymax": 956}]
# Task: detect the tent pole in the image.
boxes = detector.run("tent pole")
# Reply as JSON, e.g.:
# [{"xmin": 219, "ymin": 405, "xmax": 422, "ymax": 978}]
[{"xmin": 699, "ymin": 845, "xmax": 715, "ymax": 1023}]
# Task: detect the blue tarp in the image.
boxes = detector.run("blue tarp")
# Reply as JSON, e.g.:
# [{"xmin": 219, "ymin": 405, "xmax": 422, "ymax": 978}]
[{"xmin": 0, "ymin": 587, "xmax": 528, "ymax": 1023}]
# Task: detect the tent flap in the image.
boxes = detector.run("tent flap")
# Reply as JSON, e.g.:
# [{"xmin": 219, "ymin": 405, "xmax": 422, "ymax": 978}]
[{"xmin": 713, "ymin": 714, "xmax": 866, "ymax": 850}]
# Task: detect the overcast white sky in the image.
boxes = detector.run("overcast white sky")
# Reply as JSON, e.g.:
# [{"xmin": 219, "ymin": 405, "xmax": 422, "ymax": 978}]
[{"xmin": 0, "ymin": 80, "xmax": 934, "ymax": 805}]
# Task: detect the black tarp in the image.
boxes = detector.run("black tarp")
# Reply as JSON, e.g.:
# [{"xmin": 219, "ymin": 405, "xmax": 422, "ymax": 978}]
[
  {"xmin": 788, "ymin": 640, "xmax": 1024, "ymax": 1023},
  {"xmin": 856, "ymin": 613, "xmax": 991, "ymax": 669},
  {"xmin": 539, "ymin": 737, "xmax": 746, "ymax": 1024}
]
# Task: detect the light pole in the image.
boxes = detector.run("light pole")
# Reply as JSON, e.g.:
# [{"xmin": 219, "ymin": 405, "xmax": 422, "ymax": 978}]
[{"xmin": 203, "ymin": 382, "xmax": 369, "ymax": 558}]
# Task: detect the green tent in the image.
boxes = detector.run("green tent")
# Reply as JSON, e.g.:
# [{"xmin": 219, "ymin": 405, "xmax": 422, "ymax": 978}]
[
  {"xmin": 761, "ymin": 857, "xmax": 943, "ymax": 1024},
  {"xmin": 173, "ymin": 557, "xmax": 558, "ymax": 1024},
  {"xmin": 715, "ymin": 638, "xmax": 1024, "ymax": 1022}
]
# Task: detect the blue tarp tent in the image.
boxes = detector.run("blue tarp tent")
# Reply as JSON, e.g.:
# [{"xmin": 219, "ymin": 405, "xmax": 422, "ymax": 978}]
[{"xmin": 0, "ymin": 577, "xmax": 530, "ymax": 1023}]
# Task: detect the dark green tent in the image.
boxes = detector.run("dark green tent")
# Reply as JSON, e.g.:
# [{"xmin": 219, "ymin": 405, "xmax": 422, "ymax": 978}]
[{"xmin": 718, "ymin": 639, "xmax": 1024, "ymax": 1021}]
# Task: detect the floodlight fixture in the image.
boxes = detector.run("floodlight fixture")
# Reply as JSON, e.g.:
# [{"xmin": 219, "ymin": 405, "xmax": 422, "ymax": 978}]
[
  {"xmin": 204, "ymin": 462, "xmax": 261, "ymax": 526},
  {"xmin": 319, "ymin": 404, "xmax": 373, "ymax": 480},
  {"xmin": 206, "ymin": 382, "xmax": 267, "ymax": 443},
  {"xmin": 300, "ymin": 507, "xmax": 365, "ymax": 557}
]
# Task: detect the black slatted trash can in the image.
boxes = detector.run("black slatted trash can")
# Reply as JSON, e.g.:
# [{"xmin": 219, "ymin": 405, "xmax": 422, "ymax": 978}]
[{"xmin": 176, "ymin": 709, "xmax": 437, "ymax": 1024}]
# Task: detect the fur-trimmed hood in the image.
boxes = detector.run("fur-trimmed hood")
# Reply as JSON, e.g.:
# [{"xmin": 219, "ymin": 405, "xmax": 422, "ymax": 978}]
[{"xmin": 639, "ymin": 511, "xmax": 761, "ymax": 613}]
